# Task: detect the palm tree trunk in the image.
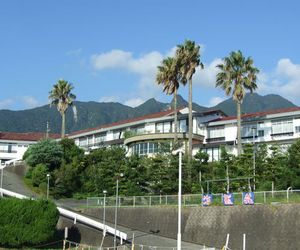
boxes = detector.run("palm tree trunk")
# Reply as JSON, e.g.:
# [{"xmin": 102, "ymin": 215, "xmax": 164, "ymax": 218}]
[
  {"xmin": 174, "ymin": 89, "xmax": 178, "ymax": 149},
  {"xmin": 61, "ymin": 112, "xmax": 66, "ymax": 138},
  {"xmin": 237, "ymin": 101, "xmax": 242, "ymax": 155},
  {"xmin": 188, "ymin": 79, "xmax": 193, "ymax": 182}
]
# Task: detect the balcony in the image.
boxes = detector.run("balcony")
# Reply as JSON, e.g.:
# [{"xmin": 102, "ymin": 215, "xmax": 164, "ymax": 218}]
[{"xmin": 124, "ymin": 132, "xmax": 204, "ymax": 146}]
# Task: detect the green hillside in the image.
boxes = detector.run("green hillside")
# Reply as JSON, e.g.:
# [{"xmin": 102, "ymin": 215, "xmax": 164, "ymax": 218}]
[{"xmin": 0, "ymin": 93, "xmax": 296, "ymax": 133}]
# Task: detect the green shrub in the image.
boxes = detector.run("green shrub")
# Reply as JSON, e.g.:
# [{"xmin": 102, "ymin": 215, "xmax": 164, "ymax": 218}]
[
  {"xmin": 31, "ymin": 164, "xmax": 48, "ymax": 187},
  {"xmin": 0, "ymin": 198, "xmax": 59, "ymax": 248}
]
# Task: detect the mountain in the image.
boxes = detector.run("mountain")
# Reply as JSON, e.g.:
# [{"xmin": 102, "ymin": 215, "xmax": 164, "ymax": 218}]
[
  {"xmin": 213, "ymin": 93, "xmax": 297, "ymax": 116},
  {"xmin": 0, "ymin": 93, "xmax": 296, "ymax": 133}
]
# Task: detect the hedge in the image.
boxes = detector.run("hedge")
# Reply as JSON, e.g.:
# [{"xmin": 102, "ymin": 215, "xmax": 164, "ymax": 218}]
[{"xmin": 0, "ymin": 198, "xmax": 59, "ymax": 247}]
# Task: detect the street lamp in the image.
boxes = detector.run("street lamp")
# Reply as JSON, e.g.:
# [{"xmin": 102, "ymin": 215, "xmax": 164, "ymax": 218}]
[
  {"xmin": 0, "ymin": 165, "xmax": 4, "ymax": 197},
  {"xmin": 114, "ymin": 173, "xmax": 123, "ymax": 249},
  {"xmin": 172, "ymin": 148, "xmax": 183, "ymax": 250},
  {"xmin": 100, "ymin": 190, "xmax": 107, "ymax": 248},
  {"xmin": 252, "ymin": 127, "xmax": 256, "ymax": 191},
  {"xmin": 46, "ymin": 173, "xmax": 50, "ymax": 199},
  {"xmin": 103, "ymin": 190, "xmax": 107, "ymax": 232}
]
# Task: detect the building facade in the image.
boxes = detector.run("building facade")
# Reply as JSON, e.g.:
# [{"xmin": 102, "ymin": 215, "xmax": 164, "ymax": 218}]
[
  {"xmin": 2, "ymin": 107, "xmax": 300, "ymax": 164},
  {"xmin": 68, "ymin": 106, "xmax": 300, "ymax": 161},
  {"xmin": 0, "ymin": 132, "xmax": 59, "ymax": 165}
]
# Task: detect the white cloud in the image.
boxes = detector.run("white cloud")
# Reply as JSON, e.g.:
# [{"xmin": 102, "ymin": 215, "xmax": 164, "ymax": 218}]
[
  {"xmin": 258, "ymin": 58, "xmax": 300, "ymax": 104},
  {"xmin": 99, "ymin": 96, "xmax": 119, "ymax": 103},
  {"xmin": 0, "ymin": 99, "xmax": 14, "ymax": 109},
  {"xmin": 91, "ymin": 49, "xmax": 165, "ymax": 105},
  {"xmin": 22, "ymin": 96, "xmax": 39, "ymax": 108},
  {"xmin": 208, "ymin": 96, "xmax": 225, "ymax": 107},
  {"xmin": 194, "ymin": 58, "xmax": 223, "ymax": 88},
  {"xmin": 124, "ymin": 98, "xmax": 144, "ymax": 107}
]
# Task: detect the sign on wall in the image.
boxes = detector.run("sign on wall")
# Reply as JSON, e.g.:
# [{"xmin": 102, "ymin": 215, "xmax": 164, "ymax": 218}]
[
  {"xmin": 202, "ymin": 194, "xmax": 213, "ymax": 206},
  {"xmin": 243, "ymin": 192, "xmax": 255, "ymax": 205},
  {"xmin": 222, "ymin": 193, "xmax": 234, "ymax": 206}
]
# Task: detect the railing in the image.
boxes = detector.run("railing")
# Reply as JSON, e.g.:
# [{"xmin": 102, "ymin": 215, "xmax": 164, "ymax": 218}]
[{"xmin": 86, "ymin": 189, "xmax": 300, "ymax": 208}]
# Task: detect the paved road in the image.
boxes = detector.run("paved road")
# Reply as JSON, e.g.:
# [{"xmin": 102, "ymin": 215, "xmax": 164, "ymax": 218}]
[{"xmin": 2, "ymin": 167, "xmax": 213, "ymax": 249}]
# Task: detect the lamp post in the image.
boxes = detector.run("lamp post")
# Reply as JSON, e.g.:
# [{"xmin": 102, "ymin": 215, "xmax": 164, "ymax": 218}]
[
  {"xmin": 103, "ymin": 190, "xmax": 107, "ymax": 232},
  {"xmin": 114, "ymin": 173, "xmax": 123, "ymax": 249},
  {"xmin": 0, "ymin": 165, "xmax": 4, "ymax": 197},
  {"xmin": 46, "ymin": 173, "xmax": 50, "ymax": 199},
  {"xmin": 252, "ymin": 127, "xmax": 256, "ymax": 191},
  {"xmin": 172, "ymin": 149, "xmax": 183, "ymax": 250},
  {"xmin": 100, "ymin": 190, "xmax": 107, "ymax": 248}
]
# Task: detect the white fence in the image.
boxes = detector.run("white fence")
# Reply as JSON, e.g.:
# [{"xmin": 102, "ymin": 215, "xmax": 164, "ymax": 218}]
[{"xmin": 86, "ymin": 189, "xmax": 300, "ymax": 208}]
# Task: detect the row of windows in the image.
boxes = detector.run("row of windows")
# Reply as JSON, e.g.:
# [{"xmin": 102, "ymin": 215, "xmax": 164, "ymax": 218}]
[{"xmin": 132, "ymin": 142, "xmax": 160, "ymax": 156}]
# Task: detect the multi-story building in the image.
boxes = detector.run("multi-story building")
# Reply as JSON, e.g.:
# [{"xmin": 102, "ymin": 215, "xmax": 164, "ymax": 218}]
[
  {"xmin": 2, "ymin": 106, "xmax": 300, "ymax": 164},
  {"xmin": 0, "ymin": 132, "xmax": 59, "ymax": 165},
  {"xmin": 68, "ymin": 106, "xmax": 300, "ymax": 161}
]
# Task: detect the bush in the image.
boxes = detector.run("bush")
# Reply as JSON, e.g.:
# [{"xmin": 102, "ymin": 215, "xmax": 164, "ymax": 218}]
[
  {"xmin": 0, "ymin": 198, "xmax": 59, "ymax": 248},
  {"xmin": 23, "ymin": 139, "xmax": 63, "ymax": 170},
  {"xmin": 31, "ymin": 164, "xmax": 48, "ymax": 187}
]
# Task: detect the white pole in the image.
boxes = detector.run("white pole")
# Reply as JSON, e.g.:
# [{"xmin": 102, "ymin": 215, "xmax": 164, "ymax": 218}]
[
  {"xmin": 177, "ymin": 151, "xmax": 182, "ymax": 250},
  {"xmin": 225, "ymin": 234, "xmax": 230, "ymax": 249},
  {"xmin": 0, "ymin": 167, "xmax": 3, "ymax": 197},
  {"xmin": 100, "ymin": 190, "xmax": 107, "ymax": 248},
  {"xmin": 114, "ymin": 179, "xmax": 119, "ymax": 250},
  {"xmin": 252, "ymin": 127, "xmax": 256, "ymax": 191},
  {"xmin": 46, "ymin": 173, "xmax": 50, "ymax": 199},
  {"xmin": 243, "ymin": 233, "xmax": 246, "ymax": 250}
]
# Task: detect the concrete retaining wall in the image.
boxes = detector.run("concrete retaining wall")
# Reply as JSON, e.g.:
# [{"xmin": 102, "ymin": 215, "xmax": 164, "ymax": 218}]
[{"xmin": 84, "ymin": 204, "xmax": 300, "ymax": 249}]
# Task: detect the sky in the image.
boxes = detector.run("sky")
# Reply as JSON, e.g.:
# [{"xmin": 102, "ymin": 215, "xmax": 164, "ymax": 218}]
[{"xmin": 1, "ymin": 0, "xmax": 300, "ymax": 110}]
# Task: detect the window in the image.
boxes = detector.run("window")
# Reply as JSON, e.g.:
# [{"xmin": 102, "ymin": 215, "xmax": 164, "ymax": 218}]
[
  {"xmin": 271, "ymin": 119, "xmax": 293, "ymax": 135},
  {"xmin": 202, "ymin": 147, "xmax": 220, "ymax": 161},
  {"xmin": 88, "ymin": 136, "xmax": 93, "ymax": 145},
  {"xmin": 132, "ymin": 142, "xmax": 159, "ymax": 156},
  {"xmin": 156, "ymin": 123, "xmax": 163, "ymax": 133},
  {"xmin": 258, "ymin": 130, "xmax": 264, "ymax": 137},
  {"xmin": 113, "ymin": 130, "xmax": 121, "ymax": 140},
  {"xmin": 178, "ymin": 119, "xmax": 187, "ymax": 133},
  {"xmin": 79, "ymin": 137, "xmax": 87, "ymax": 146},
  {"xmin": 296, "ymin": 126, "xmax": 300, "ymax": 133},
  {"xmin": 241, "ymin": 125, "xmax": 256, "ymax": 138},
  {"xmin": 163, "ymin": 122, "xmax": 171, "ymax": 133},
  {"xmin": 208, "ymin": 126, "xmax": 224, "ymax": 138},
  {"xmin": 95, "ymin": 133, "xmax": 106, "ymax": 143}
]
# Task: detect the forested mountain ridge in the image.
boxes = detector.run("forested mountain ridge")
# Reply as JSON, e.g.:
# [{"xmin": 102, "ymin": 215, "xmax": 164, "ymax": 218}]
[{"xmin": 0, "ymin": 93, "xmax": 296, "ymax": 134}]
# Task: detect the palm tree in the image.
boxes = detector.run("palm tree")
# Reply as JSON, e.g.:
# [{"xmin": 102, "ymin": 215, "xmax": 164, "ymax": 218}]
[
  {"xmin": 176, "ymin": 40, "xmax": 203, "ymax": 164},
  {"xmin": 216, "ymin": 50, "xmax": 259, "ymax": 155},
  {"xmin": 49, "ymin": 79, "xmax": 77, "ymax": 138},
  {"xmin": 156, "ymin": 57, "xmax": 180, "ymax": 148}
]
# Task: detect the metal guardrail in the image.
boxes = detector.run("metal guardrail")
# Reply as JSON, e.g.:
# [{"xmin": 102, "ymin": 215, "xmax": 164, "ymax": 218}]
[
  {"xmin": 0, "ymin": 188, "xmax": 127, "ymax": 243},
  {"xmin": 86, "ymin": 189, "xmax": 300, "ymax": 208}
]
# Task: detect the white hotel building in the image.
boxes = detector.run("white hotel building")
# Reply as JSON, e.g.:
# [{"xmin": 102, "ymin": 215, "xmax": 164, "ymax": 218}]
[
  {"xmin": 1, "ymin": 106, "xmax": 300, "ymax": 164},
  {"xmin": 68, "ymin": 106, "xmax": 300, "ymax": 161}
]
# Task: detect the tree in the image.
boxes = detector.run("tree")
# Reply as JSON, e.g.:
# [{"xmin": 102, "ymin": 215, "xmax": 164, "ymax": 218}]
[
  {"xmin": 23, "ymin": 139, "xmax": 63, "ymax": 171},
  {"xmin": 216, "ymin": 50, "xmax": 259, "ymax": 155},
  {"xmin": 156, "ymin": 57, "xmax": 180, "ymax": 148},
  {"xmin": 176, "ymin": 40, "xmax": 203, "ymax": 180},
  {"xmin": 49, "ymin": 79, "xmax": 77, "ymax": 138}
]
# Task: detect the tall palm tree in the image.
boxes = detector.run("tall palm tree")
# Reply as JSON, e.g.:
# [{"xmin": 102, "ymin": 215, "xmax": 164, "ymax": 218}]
[
  {"xmin": 216, "ymin": 50, "xmax": 259, "ymax": 155},
  {"xmin": 49, "ymin": 79, "xmax": 77, "ymax": 138},
  {"xmin": 176, "ymin": 40, "xmax": 203, "ymax": 165},
  {"xmin": 156, "ymin": 57, "xmax": 180, "ymax": 148}
]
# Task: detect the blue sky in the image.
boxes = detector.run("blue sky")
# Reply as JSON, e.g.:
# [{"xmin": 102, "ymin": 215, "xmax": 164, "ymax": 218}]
[{"xmin": 1, "ymin": 0, "xmax": 300, "ymax": 110}]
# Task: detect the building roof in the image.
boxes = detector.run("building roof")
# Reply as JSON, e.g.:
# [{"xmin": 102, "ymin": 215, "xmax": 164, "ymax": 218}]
[
  {"xmin": 69, "ymin": 108, "xmax": 178, "ymax": 136},
  {"xmin": 215, "ymin": 107, "xmax": 300, "ymax": 122},
  {"xmin": 0, "ymin": 132, "xmax": 60, "ymax": 142}
]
